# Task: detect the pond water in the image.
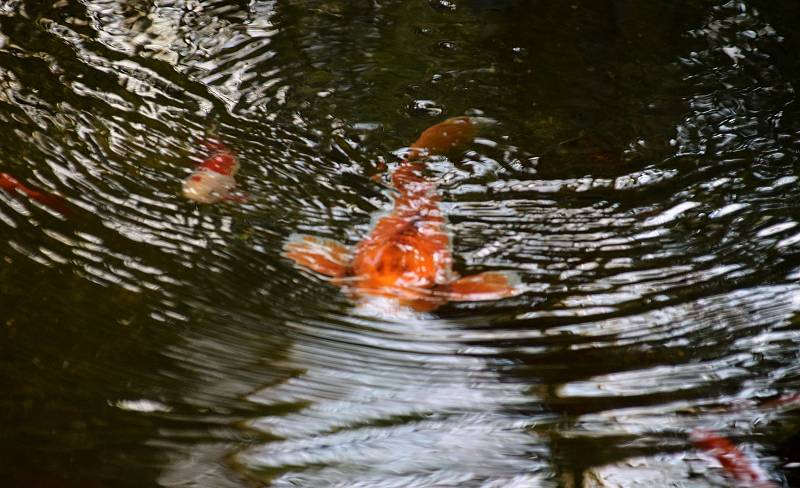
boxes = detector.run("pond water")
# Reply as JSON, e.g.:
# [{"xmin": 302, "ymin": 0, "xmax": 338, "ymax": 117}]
[{"xmin": 2, "ymin": 0, "xmax": 800, "ymax": 486}]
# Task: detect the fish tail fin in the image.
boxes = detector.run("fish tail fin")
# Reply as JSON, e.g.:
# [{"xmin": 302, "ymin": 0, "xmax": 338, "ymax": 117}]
[
  {"xmin": 392, "ymin": 116, "xmax": 479, "ymax": 192},
  {"xmin": 283, "ymin": 234, "xmax": 351, "ymax": 278},
  {"xmin": 407, "ymin": 116, "xmax": 478, "ymax": 161},
  {"xmin": 443, "ymin": 270, "xmax": 523, "ymax": 302}
]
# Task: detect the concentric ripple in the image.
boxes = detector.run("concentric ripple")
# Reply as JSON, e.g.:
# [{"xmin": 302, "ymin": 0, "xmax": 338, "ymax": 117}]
[{"xmin": 1, "ymin": 1, "xmax": 800, "ymax": 487}]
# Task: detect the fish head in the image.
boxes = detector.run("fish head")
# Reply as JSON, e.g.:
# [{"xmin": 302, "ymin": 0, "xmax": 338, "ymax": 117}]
[
  {"xmin": 198, "ymin": 152, "xmax": 239, "ymax": 176},
  {"xmin": 352, "ymin": 293, "xmax": 443, "ymax": 317}
]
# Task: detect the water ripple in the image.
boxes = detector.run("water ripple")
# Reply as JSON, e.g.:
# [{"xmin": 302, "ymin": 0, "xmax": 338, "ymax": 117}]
[{"xmin": 2, "ymin": 1, "xmax": 800, "ymax": 487}]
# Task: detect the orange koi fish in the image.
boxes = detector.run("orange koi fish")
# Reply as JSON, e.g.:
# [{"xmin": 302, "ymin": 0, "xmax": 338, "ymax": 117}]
[
  {"xmin": 692, "ymin": 429, "xmax": 777, "ymax": 487},
  {"xmin": 182, "ymin": 139, "xmax": 240, "ymax": 203},
  {"xmin": 0, "ymin": 172, "xmax": 70, "ymax": 214},
  {"xmin": 283, "ymin": 117, "xmax": 522, "ymax": 311}
]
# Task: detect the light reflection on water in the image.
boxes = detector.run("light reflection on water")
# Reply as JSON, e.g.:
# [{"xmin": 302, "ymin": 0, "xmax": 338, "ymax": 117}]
[
  {"xmin": 231, "ymin": 315, "xmax": 549, "ymax": 487},
  {"xmin": 1, "ymin": 0, "xmax": 799, "ymax": 487}
]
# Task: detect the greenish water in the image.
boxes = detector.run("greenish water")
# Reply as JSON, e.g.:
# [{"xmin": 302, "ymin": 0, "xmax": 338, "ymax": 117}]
[{"xmin": 2, "ymin": 1, "xmax": 800, "ymax": 486}]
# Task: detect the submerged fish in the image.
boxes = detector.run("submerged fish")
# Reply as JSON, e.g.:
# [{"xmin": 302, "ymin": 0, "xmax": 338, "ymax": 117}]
[
  {"xmin": 692, "ymin": 429, "xmax": 776, "ymax": 488},
  {"xmin": 182, "ymin": 139, "xmax": 240, "ymax": 203},
  {"xmin": 0, "ymin": 172, "xmax": 70, "ymax": 214},
  {"xmin": 283, "ymin": 116, "xmax": 522, "ymax": 311}
]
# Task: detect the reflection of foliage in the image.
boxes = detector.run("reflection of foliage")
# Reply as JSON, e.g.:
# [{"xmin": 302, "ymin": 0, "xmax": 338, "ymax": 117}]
[
  {"xmin": 524, "ymin": 113, "xmax": 568, "ymax": 143},
  {"xmin": 2, "ymin": 1, "xmax": 800, "ymax": 486}
]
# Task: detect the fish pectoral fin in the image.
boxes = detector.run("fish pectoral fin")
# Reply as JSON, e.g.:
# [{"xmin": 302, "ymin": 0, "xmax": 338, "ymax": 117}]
[
  {"xmin": 283, "ymin": 234, "xmax": 350, "ymax": 278},
  {"xmin": 402, "ymin": 293, "xmax": 446, "ymax": 313},
  {"xmin": 443, "ymin": 271, "xmax": 523, "ymax": 302}
]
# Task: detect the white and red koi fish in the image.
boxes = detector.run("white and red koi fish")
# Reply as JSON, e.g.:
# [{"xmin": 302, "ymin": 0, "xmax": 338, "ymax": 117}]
[
  {"xmin": 182, "ymin": 139, "xmax": 240, "ymax": 203},
  {"xmin": 283, "ymin": 116, "xmax": 522, "ymax": 312},
  {"xmin": 0, "ymin": 172, "xmax": 70, "ymax": 214},
  {"xmin": 692, "ymin": 429, "xmax": 777, "ymax": 488}
]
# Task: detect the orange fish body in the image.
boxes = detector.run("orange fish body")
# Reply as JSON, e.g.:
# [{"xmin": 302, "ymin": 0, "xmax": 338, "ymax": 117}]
[
  {"xmin": 0, "ymin": 172, "xmax": 70, "ymax": 214},
  {"xmin": 182, "ymin": 140, "xmax": 240, "ymax": 203},
  {"xmin": 284, "ymin": 117, "xmax": 521, "ymax": 311}
]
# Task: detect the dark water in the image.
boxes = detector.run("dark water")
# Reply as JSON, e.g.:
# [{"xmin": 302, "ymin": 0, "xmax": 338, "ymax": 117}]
[{"xmin": 2, "ymin": 0, "xmax": 800, "ymax": 486}]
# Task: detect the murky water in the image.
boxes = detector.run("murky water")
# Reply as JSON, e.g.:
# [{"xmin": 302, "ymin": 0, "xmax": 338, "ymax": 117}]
[{"xmin": 2, "ymin": 0, "xmax": 800, "ymax": 486}]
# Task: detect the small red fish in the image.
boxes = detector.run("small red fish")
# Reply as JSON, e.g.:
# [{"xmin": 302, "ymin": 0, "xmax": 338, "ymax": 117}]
[
  {"xmin": 692, "ymin": 429, "xmax": 777, "ymax": 487},
  {"xmin": 182, "ymin": 139, "xmax": 240, "ymax": 203},
  {"xmin": 283, "ymin": 116, "xmax": 522, "ymax": 311},
  {"xmin": 758, "ymin": 393, "xmax": 800, "ymax": 411},
  {"xmin": 0, "ymin": 172, "xmax": 70, "ymax": 214}
]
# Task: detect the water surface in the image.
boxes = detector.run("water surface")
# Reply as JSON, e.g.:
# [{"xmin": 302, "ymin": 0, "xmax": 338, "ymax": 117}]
[{"xmin": 2, "ymin": 1, "xmax": 800, "ymax": 486}]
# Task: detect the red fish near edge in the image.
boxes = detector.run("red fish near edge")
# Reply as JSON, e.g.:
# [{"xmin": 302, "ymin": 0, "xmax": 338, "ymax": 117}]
[
  {"xmin": 692, "ymin": 429, "xmax": 777, "ymax": 488},
  {"xmin": 283, "ymin": 117, "xmax": 522, "ymax": 311},
  {"xmin": 182, "ymin": 139, "xmax": 240, "ymax": 203},
  {"xmin": 0, "ymin": 172, "xmax": 70, "ymax": 214}
]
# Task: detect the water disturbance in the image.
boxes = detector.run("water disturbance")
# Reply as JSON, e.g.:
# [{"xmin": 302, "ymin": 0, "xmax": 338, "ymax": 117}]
[{"xmin": 2, "ymin": 1, "xmax": 800, "ymax": 487}]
